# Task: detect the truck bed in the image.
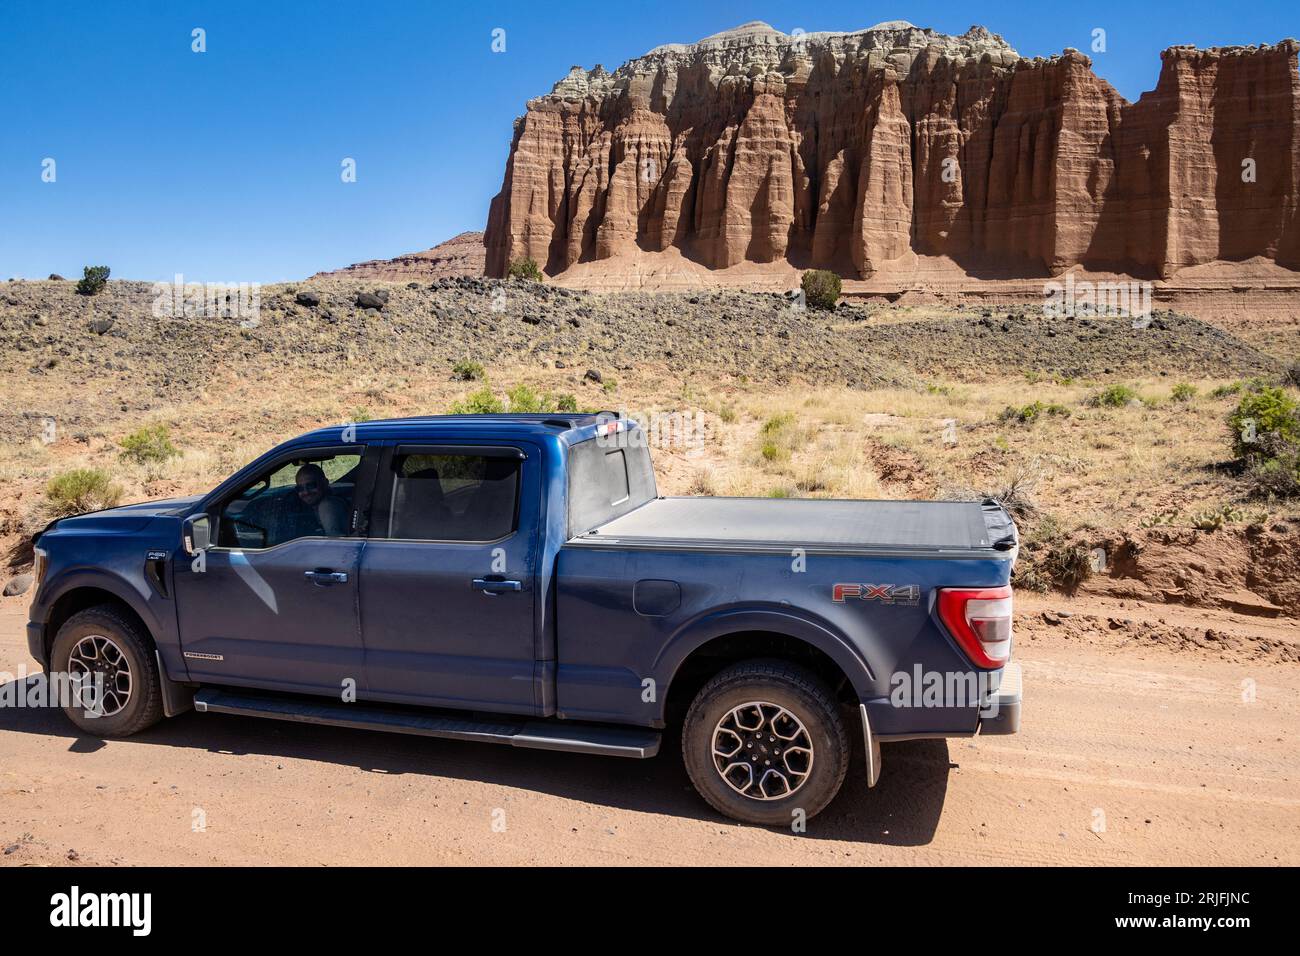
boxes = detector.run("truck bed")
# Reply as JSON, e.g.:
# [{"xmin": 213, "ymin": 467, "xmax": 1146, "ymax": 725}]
[{"xmin": 568, "ymin": 496, "xmax": 1017, "ymax": 557}]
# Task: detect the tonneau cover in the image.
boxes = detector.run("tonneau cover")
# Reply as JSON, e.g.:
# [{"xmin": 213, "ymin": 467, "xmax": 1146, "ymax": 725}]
[{"xmin": 569, "ymin": 496, "xmax": 1017, "ymax": 556}]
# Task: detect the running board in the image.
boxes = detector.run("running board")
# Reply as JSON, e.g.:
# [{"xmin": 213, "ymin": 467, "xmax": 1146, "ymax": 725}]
[{"xmin": 192, "ymin": 688, "xmax": 660, "ymax": 759}]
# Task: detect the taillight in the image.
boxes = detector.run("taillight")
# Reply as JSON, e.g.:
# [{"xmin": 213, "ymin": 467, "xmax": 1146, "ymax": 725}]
[{"xmin": 937, "ymin": 586, "xmax": 1014, "ymax": 669}]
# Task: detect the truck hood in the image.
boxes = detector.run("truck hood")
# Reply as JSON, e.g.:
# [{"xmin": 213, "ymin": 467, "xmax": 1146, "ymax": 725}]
[{"xmin": 44, "ymin": 495, "xmax": 203, "ymax": 536}]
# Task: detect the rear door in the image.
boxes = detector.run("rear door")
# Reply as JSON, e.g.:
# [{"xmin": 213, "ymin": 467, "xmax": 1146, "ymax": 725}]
[
  {"xmin": 359, "ymin": 442, "xmax": 540, "ymax": 714},
  {"xmin": 174, "ymin": 444, "xmax": 379, "ymax": 695}
]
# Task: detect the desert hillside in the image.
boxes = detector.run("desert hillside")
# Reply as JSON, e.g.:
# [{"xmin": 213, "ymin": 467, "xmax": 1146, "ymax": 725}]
[{"xmin": 2, "ymin": 276, "xmax": 1297, "ymax": 627}]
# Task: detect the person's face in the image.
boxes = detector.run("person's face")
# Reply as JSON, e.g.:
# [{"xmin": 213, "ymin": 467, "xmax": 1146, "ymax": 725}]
[{"xmin": 296, "ymin": 472, "xmax": 325, "ymax": 506}]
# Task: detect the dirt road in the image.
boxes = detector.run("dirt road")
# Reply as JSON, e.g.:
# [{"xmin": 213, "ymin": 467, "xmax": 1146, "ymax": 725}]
[{"xmin": 2, "ymin": 595, "xmax": 1297, "ymax": 866}]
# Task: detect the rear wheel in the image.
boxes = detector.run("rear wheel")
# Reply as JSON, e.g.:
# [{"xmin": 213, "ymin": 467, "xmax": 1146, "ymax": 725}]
[
  {"xmin": 682, "ymin": 659, "xmax": 849, "ymax": 826},
  {"xmin": 50, "ymin": 605, "xmax": 163, "ymax": 737}
]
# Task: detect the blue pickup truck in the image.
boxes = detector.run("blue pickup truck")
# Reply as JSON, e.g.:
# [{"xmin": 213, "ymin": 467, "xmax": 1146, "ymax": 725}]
[{"xmin": 27, "ymin": 413, "xmax": 1020, "ymax": 825}]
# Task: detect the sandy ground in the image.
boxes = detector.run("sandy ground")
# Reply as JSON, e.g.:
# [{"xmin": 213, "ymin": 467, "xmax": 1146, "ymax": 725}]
[{"xmin": 1, "ymin": 594, "xmax": 1296, "ymax": 867}]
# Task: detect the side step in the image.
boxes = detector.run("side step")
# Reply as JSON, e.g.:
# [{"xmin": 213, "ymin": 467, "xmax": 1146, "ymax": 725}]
[{"xmin": 192, "ymin": 688, "xmax": 660, "ymax": 759}]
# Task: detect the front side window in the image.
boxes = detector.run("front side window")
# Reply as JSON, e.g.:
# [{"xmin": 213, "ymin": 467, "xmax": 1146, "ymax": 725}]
[
  {"xmin": 217, "ymin": 451, "xmax": 362, "ymax": 549},
  {"xmin": 387, "ymin": 453, "xmax": 520, "ymax": 541}
]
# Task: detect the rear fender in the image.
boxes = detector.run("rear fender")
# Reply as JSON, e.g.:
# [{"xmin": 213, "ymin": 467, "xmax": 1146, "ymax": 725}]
[{"xmin": 653, "ymin": 605, "xmax": 876, "ymax": 723}]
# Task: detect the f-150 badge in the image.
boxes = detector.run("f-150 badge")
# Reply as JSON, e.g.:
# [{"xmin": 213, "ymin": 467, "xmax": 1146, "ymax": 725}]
[{"xmin": 832, "ymin": 583, "xmax": 921, "ymax": 606}]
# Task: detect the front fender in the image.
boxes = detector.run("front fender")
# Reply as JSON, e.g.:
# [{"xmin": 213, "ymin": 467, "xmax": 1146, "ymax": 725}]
[
  {"xmin": 654, "ymin": 604, "xmax": 877, "ymax": 718},
  {"xmin": 32, "ymin": 566, "xmax": 179, "ymax": 673}
]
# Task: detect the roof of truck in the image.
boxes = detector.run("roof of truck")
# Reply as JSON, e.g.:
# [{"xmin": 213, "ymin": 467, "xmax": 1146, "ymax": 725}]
[{"xmin": 296, "ymin": 413, "xmax": 631, "ymax": 444}]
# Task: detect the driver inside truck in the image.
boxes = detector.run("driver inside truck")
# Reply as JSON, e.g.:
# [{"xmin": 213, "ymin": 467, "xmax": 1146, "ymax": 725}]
[{"xmin": 294, "ymin": 463, "xmax": 349, "ymax": 536}]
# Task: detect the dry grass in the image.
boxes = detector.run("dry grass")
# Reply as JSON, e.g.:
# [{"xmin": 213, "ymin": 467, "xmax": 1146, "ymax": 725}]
[{"xmin": 0, "ymin": 358, "xmax": 1292, "ymax": 569}]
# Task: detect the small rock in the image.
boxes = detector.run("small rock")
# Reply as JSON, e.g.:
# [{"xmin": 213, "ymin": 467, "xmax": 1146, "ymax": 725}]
[
  {"xmin": 87, "ymin": 317, "xmax": 115, "ymax": 335},
  {"xmin": 355, "ymin": 292, "xmax": 385, "ymax": 311},
  {"xmin": 48, "ymin": 274, "xmax": 64, "ymax": 281},
  {"xmin": 3, "ymin": 574, "xmax": 34, "ymax": 597},
  {"xmin": 295, "ymin": 291, "xmax": 321, "ymax": 307},
  {"xmin": 583, "ymin": 369, "xmax": 603, "ymax": 384}
]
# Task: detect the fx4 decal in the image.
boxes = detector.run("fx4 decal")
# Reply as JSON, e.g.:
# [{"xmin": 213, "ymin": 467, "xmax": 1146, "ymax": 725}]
[{"xmin": 832, "ymin": 583, "xmax": 922, "ymax": 606}]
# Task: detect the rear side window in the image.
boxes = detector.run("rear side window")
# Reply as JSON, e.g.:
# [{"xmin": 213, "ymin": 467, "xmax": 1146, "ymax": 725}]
[{"xmin": 386, "ymin": 453, "xmax": 520, "ymax": 541}]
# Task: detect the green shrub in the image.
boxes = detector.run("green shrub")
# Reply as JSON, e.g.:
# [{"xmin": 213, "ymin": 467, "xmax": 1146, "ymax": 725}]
[
  {"xmin": 800, "ymin": 270, "xmax": 841, "ymax": 310},
  {"xmin": 46, "ymin": 468, "xmax": 123, "ymax": 517},
  {"xmin": 507, "ymin": 258, "xmax": 543, "ymax": 282},
  {"xmin": 762, "ymin": 414, "xmax": 795, "ymax": 435},
  {"xmin": 75, "ymin": 265, "xmax": 110, "ymax": 296},
  {"xmin": 998, "ymin": 401, "xmax": 1071, "ymax": 425},
  {"xmin": 1246, "ymin": 452, "xmax": 1300, "ymax": 499},
  {"xmin": 554, "ymin": 393, "xmax": 579, "ymax": 413},
  {"xmin": 349, "ymin": 408, "xmax": 374, "ymax": 423},
  {"xmin": 1089, "ymin": 384, "xmax": 1140, "ymax": 408},
  {"xmin": 1228, "ymin": 386, "xmax": 1300, "ymax": 458},
  {"xmin": 1170, "ymin": 383, "xmax": 1198, "ymax": 403},
  {"xmin": 119, "ymin": 424, "xmax": 179, "ymax": 464},
  {"xmin": 506, "ymin": 384, "xmax": 546, "ymax": 413},
  {"xmin": 1284, "ymin": 363, "xmax": 1300, "ymax": 388},
  {"xmin": 450, "ymin": 387, "xmax": 505, "ymax": 414},
  {"xmin": 719, "ymin": 404, "xmax": 737, "ymax": 424},
  {"xmin": 452, "ymin": 359, "xmax": 485, "ymax": 381},
  {"xmin": 1211, "ymin": 377, "xmax": 1271, "ymax": 399},
  {"xmin": 759, "ymin": 413, "xmax": 803, "ymax": 463}
]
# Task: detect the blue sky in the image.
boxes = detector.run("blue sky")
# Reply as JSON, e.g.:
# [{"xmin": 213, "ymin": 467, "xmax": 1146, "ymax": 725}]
[{"xmin": 2, "ymin": 0, "xmax": 1296, "ymax": 282}]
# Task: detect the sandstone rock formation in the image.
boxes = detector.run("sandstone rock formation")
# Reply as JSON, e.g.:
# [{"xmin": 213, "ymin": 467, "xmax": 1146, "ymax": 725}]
[
  {"xmin": 315, "ymin": 231, "xmax": 485, "ymax": 281},
  {"xmin": 485, "ymin": 22, "xmax": 1300, "ymax": 280}
]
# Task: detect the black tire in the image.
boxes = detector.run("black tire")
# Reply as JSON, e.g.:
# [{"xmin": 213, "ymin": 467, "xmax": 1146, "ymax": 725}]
[
  {"xmin": 50, "ymin": 604, "xmax": 163, "ymax": 737},
  {"xmin": 682, "ymin": 659, "xmax": 849, "ymax": 827}
]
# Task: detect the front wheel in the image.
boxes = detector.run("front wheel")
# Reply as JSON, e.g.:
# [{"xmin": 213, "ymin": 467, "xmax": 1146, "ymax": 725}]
[
  {"xmin": 682, "ymin": 659, "xmax": 849, "ymax": 826},
  {"xmin": 50, "ymin": 605, "xmax": 163, "ymax": 737}
]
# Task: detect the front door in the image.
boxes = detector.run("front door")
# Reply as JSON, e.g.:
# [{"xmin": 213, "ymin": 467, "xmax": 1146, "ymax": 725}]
[
  {"xmin": 174, "ymin": 445, "xmax": 375, "ymax": 695},
  {"xmin": 359, "ymin": 442, "xmax": 539, "ymax": 713}
]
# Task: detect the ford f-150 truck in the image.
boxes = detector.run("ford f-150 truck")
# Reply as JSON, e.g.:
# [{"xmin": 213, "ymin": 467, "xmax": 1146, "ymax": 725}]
[{"xmin": 27, "ymin": 413, "xmax": 1020, "ymax": 825}]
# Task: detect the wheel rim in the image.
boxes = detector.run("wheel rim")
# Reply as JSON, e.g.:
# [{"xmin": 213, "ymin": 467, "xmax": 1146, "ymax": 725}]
[
  {"xmin": 711, "ymin": 701, "xmax": 814, "ymax": 801},
  {"xmin": 67, "ymin": 634, "xmax": 132, "ymax": 717}
]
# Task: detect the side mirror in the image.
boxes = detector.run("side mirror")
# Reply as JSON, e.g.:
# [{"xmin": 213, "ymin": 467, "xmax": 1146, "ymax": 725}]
[{"xmin": 183, "ymin": 514, "xmax": 212, "ymax": 555}]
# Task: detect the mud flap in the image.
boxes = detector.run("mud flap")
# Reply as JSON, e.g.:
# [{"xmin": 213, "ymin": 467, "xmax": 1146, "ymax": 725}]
[
  {"xmin": 156, "ymin": 650, "xmax": 195, "ymax": 718},
  {"xmin": 859, "ymin": 703, "xmax": 882, "ymax": 787}
]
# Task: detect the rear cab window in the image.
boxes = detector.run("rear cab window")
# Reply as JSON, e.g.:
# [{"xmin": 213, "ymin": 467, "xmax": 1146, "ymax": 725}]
[{"xmin": 566, "ymin": 434, "xmax": 656, "ymax": 537}]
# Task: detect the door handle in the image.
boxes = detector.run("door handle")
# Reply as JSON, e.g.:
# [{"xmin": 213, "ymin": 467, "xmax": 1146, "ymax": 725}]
[
  {"xmin": 304, "ymin": 569, "xmax": 349, "ymax": 585},
  {"xmin": 472, "ymin": 578, "xmax": 522, "ymax": 595}
]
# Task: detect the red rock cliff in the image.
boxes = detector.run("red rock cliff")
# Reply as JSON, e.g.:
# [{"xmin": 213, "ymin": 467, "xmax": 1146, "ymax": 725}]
[{"xmin": 485, "ymin": 21, "xmax": 1300, "ymax": 280}]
